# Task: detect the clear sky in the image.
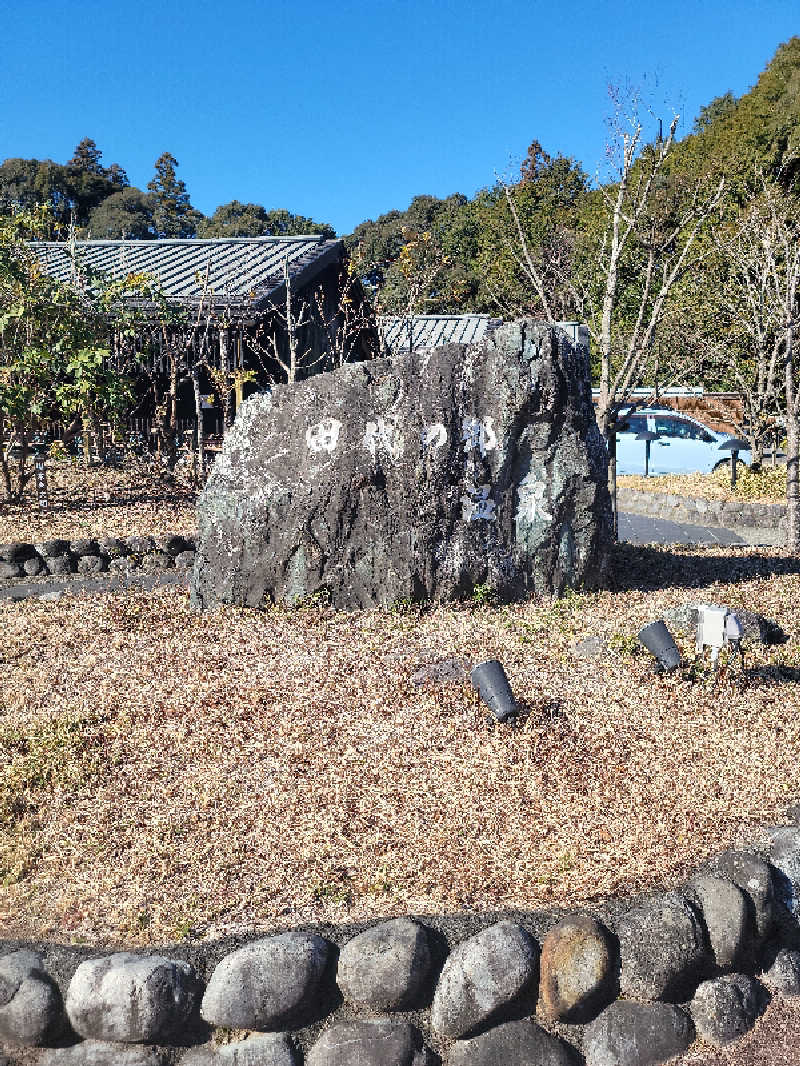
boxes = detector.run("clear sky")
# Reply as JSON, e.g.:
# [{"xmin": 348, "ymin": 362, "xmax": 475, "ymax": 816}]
[{"xmin": 1, "ymin": 0, "xmax": 797, "ymax": 236}]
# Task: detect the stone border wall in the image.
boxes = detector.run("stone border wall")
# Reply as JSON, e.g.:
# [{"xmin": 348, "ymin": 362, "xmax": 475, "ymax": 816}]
[
  {"xmin": 618, "ymin": 488, "xmax": 786, "ymax": 532},
  {"xmin": 0, "ymin": 536, "xmax": 196, "ymax": 582},
  {"xmin": 2, "ymin": 825, "xmax": 800, "ymax": 1066}
]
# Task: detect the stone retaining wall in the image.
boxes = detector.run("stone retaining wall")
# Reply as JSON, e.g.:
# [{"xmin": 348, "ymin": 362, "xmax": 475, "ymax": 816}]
[
  {"xmin": 618, "ymin": 488, "xmax": 786, "ymax": 532},
  {"xmin": 0, "ymin": 536, "xmax": 196, "ymax": 582},
  {"xmin": 2, "ymin": 825, "xmax": 800, "ymax": 1066}
]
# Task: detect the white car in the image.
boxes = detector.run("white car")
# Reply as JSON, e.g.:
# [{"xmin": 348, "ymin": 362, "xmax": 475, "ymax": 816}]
[{"xmin": 615, "ymin": 408, "xmax": 751, "ymax": 476}]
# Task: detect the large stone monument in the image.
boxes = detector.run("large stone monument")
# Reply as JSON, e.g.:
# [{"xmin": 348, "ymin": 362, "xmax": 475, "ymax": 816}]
[{"xmin": 190, "ymin": 321, "xmax": 612, "ymax": 610}]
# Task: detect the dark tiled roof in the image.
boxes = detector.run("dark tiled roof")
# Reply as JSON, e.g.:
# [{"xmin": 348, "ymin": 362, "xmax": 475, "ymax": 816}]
[
  {"xmin": 31, "ymin": 236, "xmax": 343, "ymax": 313},
  {"xmin": 378, "ymin": 314, "xmax": 499, "ymax": 353},
  {"xmin": 378, "ymin": 315, "xmax": 589, "ymax": 354}
]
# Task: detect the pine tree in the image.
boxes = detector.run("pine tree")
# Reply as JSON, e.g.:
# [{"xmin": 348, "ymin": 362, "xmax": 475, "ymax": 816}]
[{"xmin": 147, "ymin": 152, "xmax": 201, "ymax": 238}]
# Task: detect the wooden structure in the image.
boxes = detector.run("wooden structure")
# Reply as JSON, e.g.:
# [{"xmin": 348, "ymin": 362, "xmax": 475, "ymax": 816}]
[{"xmin": 32, "ymin": 236, "xmax": 375, "ymax": 453}]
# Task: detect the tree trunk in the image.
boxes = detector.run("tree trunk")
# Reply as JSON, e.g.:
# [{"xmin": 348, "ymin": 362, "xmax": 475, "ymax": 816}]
[
  {"xmin": 786, "ymin": 412, "xmax": 800, "ymax": 550},
  {"xmin": 82, "ymin": 416, "xmax": 92, "ymax": 466},
  {"xmin": 192, "ymin": 366, "xmax": 204, "ymax": 483}
]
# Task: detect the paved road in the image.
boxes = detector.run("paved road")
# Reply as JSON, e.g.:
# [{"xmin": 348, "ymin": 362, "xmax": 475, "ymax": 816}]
[{"xmin": 618, "ymin": 511, "xmax": 781, "ymax": 547}]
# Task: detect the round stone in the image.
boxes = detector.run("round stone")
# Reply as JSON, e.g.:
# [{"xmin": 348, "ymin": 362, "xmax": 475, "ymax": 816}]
[
  {"xmin": 616, "ymin": 894, "xmax": 709, "ymax": 1002},
  {"xmin": 0, "ymin": 949, "xmax": 64, "ymax": 1047},
  {"xmin": 77, "ymin": 555, "xmax": 106, "ymax": 574},
  {"xmin": 762, "ymin": 948, "xmax": 800, "ymax": 995},
  {"xmin": 538, "ymin": 915, "xmax": 615, "ymax": 1022},
  {"xmin": 306, "ymin": 1019, "xmax": 431, "ymax": 1066},
  {"xmin": 139, "ymin": 551, "xmax": 173, "ymax": 573},
  {"xmin": 448, "ymin": 1019, "xmax": 575, "ymax": 1066},
  {"xmin": 66, "ymin": 952, "xmax": 198, "ymax": 1043},
  {"xmin": 337, "ymin": 918, "xmax": 433, "ymax": 1011},
  {"xmin": 34, "ymin": 539, "xmax": 70, "ymax": 557},
  {"xmin": 44, "ymin": 553, "xmax": 74, "ymax": 576},
  {"xmin": 69, "ymin": 539, "xmax": 99, "ymax": 556},
  {"xmin": 584, "ymin": 1001, "xmax": 695, "ymax": 1066},
  {"xmin": 97, "ymin": 537, "xmax": 128, "ymax": 559},
  {"xmin": 127, "ymin": 536, "xmax": 155, "ymax": 555},
  {"xmin": 431, "ymin": 921, "xmax": 538, "ymax": 1040},
  {"xmin": 690, "ymin": 973, "xmax": 760, "ymax": 1047},
  {"xmin": 22, "ymin": 556, "xmax": 45, "ymax": 577},
  {"xmin": 201, "ymin": 933, "xmax": 332, "ymax": 1031},
  {"xmin": 686, "ymin": 873, "xmax": 751, "ymax": 971}
]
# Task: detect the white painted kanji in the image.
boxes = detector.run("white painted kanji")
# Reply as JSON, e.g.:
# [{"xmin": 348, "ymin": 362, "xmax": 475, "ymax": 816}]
[
  {"xmin": 517, "ymin": 472, "xmax": 552, "ymax": 523},
  {"xmin": 421, "ymin": 422, "xmax": 448, "ymax": 450},
  {"xmin": 305, "ymin": 418, "xmax": 342, "ymax": 454},
  {"xmin": 363, "ymin": 417, "xmax": 404, "ymax": 460},
  {"xmin": 462, "ymin": 481, "xmax": 496, "ymax": 522},
  {"xmin": 461, "ymin": 416, "xmax": 497, "ymax": 456}
]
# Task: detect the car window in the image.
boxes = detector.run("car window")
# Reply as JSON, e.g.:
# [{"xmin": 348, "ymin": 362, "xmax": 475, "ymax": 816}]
[
  {"xmin": 617, "ymin": 415, "xmax": 646, "ymax": 435},
  {"xmin": 653, "ymin": 416, "xmax": 708, "ymax": 440}
]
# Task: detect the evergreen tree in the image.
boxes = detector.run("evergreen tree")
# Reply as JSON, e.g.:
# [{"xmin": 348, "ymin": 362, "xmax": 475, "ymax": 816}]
[
  {"xmin": 88, "ymin": 187, "xmax": 154, "ymax": 239},
  {"xmin": 197, "ymin": 201, "xmax": 335, "ymax": 238},
  {"xmin": 147, "ymin": 152, "xmax": 202, "ymax": 238}
]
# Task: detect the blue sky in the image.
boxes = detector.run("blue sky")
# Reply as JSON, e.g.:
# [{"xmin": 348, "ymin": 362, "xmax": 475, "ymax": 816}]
[{"xmin": 1, "ymin": 0, "xmax": 797, "ymax": 235}]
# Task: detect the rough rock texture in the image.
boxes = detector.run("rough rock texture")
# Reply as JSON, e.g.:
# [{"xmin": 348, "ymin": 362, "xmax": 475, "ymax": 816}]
[
  {"xmin": 45, "ymin": 553, "xmax": 74, "ymax": 575},
  {"xmin": 174, "ymin": 550, "xmax": 196, "ymax": 571},
  {"xmin": 686, "ymin": 873, "xmax": 751, "ymax": 971},
  {"xmin": 156, "ymin": 534, "xmax": 192, "ymax": 556},
  {"xmin": 128, "ymin": 536, "xmax": 155, "ymax": 555},
  {"xmin": 191, "ymin": 322, "xmax": 611, "ymax": 611},
  {"xmin": 336, "ymin": 918, "xmax": 433, "ymax": 1011},
  {"xmin": 201, "ymin": 933, "xmax": 332, "ymax": 1030},
  {"xmin": 109, "ymin": 556, "xmax": 136, "ymax": 574},
  {"xmin": 583, "ymin": 1002, "xmax": 695, "ymax": 1066},
  {"xmin": 689, "ymin": 973, "xmax": 760, "ymax": 1047},
  {"xmin": 0, "ymin": 562, "xmax": 20, "ymax": 580},
  {"xmin": 70, "ymin": 539, "xmax": 99, "ymax": 556},
  {"xmin": 447, "ymin": 1019, "xmax": 576, "ymax": 1065},
  {"xmin": 34, "ymin": 539, "xmax": 70, "ymax": 558},
  {"xmin": 39, "ymin": 1042, "xmax": 165, "ymax": 1065},
  {"xmin": 762, "ymin": 948, "xmax": 800, "ymax": 994},
  {"xmin": 140, "ymin": 551, "xmax": 174, "ymax": 573},
  {"xmin": 0, "ymin": 542, "xmax": 35, "ymax": 564},
  {"xmin": 430, "ymin": 920, "xmax": 538, "ymax": 1039},
  {"xmin": 22, "ymin": 556, "xmax": 45, "ymax": 576},
  {"xmin": 711, "ymin": 851, "xmax": 777, "ymax": 943},
  {"xmin": 65, "ymin": 952, "xmax": 198, "ymax": 1043},
  {"xmin": 616, "ymin": 894, "xmax": 709, "ymax": 1001},
  {"xmin": 180, "ymin": 1032, "xmax": 299, "ymax": 1065},
  {"xmin": 98, "ymin": 537, "xmax": 128, "ymax": 558},
  {"xmin": 77, "ymin": 555, "xmax": 106, "ymax": 575},
  {"xmin": 537, "ymin": 915, "xmax": 616, "ymax": 1022},
  {"xmin": 306, "ymin": 1019, "xmax": 432, "ymax": 1066},
  {"xmin": 0, "ymin": 949, "xmax": 64, "ymax": 1046},
  {"xmin": 770, "ymin": 827, "xmax": 800, "ymax": 919}
]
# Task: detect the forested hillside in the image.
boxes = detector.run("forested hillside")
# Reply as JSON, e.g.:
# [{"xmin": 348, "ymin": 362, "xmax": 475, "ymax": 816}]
[{"xmin": 0, "ymin": 143, "xmax": 336, "ymax": 240}]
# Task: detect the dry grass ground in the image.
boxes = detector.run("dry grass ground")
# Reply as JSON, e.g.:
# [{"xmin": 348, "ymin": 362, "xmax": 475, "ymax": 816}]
[
  {"xmin": 1, "ymin": 541, "xmax": 800, "ymax": 948},
  {"xmin": 0, "ymin": 459, "xmax": 196, "ymax": 543},
  {"xmin": 619, "ymin": 466, "xmax": 786, "ymax": 503}
]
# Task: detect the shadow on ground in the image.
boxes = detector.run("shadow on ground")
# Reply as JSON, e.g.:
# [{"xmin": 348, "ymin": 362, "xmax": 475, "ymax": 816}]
[{"xmin": 610, "ymin": 543, "xmax": 800, "ymax": 594}]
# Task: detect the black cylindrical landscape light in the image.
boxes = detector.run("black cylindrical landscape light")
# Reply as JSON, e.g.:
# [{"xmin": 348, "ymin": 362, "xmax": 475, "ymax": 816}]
[
  {"xmin": 635, "ymin": 429, "xmax": 660, "ymax": 477},
  {"xmin": 718, "ymin": 437, "xmax": 750, "ymax": 489},
  {"xmin": 637, "ymin": 620, "xmax": 681, "ymax": 672},
  {"xmin": 470, "ymin": 659, "xmax": 519, "ymax": 721}
]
